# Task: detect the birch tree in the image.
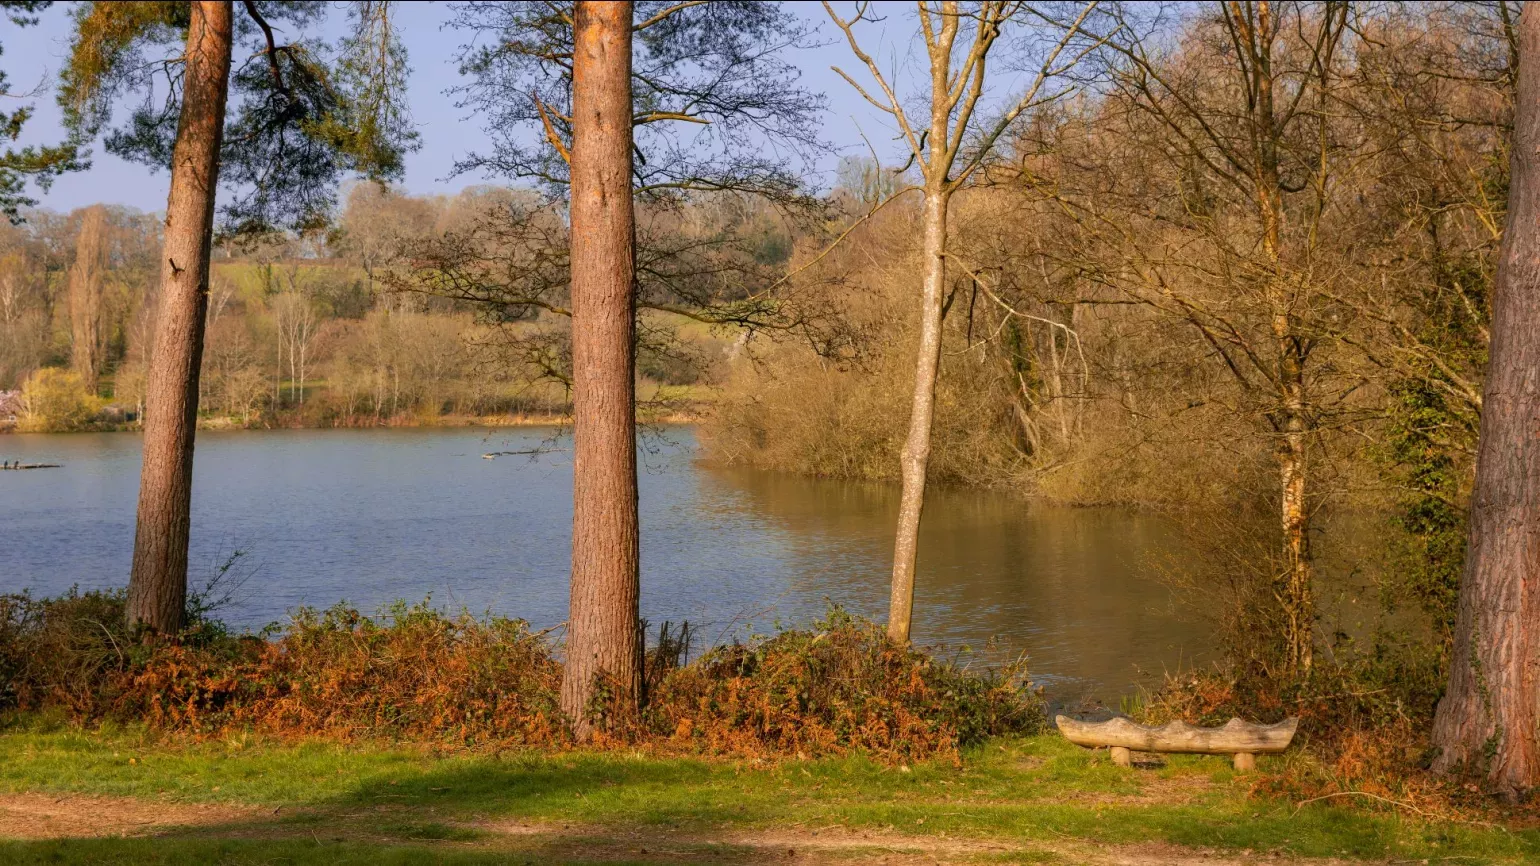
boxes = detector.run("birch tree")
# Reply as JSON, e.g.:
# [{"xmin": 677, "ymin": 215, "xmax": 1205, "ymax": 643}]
[
  {"xmin": 272, "ymin": 289, "xmax": 319, "ymax": 405},
  {"xmin": 823, "ymin": 0, "xmax": 1094, "ymax": 643}
]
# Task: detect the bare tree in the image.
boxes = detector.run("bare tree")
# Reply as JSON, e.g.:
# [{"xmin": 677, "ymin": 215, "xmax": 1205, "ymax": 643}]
[
  {"xmin": 272, "ymin": 289, "xmax": 320, "ymax": 405},
  {"xmin": 202, "ymin": 316, "xmax": 267, "ymax": 423},
  {"xmin": 333, "ymin": 182, "xmax": 437, "ymax": 296},
  {"xmin": 1430, "ymin": 0, "xmax": 1540, "ymax": 799},
  {"xmin": 0, "ymin": 247, "xmax": 45, "ymax": 389},
  {"xmin": 1008, "ymin": 0, "xmax": 1353, "ymax": 674},
  {"xmin": 823, "ymin": 0, "xmax": 1094, "ymax": 643},
  {"xmin": 67, "ymin": 206, "xmax": 107, "ymax": 391}
]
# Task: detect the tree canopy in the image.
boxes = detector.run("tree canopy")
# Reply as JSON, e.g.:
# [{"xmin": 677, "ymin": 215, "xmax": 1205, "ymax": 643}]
[
  {"xmin": 59, "ymin": 0, "xmax": 418, "ymax": 233},
  {"xmin": 0, "ymin": 1, "xmax": 86, "ymax": 222}
]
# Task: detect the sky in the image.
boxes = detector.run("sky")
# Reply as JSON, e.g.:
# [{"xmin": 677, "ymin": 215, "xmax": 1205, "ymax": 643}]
[{"xmin": 0, "ymin": 2, "xmax": 977, "ymax": 215}]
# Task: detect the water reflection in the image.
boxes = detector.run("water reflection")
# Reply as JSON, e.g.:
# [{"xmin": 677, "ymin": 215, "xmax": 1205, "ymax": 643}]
[
  {"xmin": 0, "ymin": 428, "xmax": 1211, "ymax": 698},
  {"xmin": 696, "ymin": 468, "xmax": 1211, "ymax": 696}
]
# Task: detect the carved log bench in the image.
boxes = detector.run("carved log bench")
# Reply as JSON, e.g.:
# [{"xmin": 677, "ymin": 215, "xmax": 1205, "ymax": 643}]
[{"xmin": 1055, "ymin": 715, "xmax": 1299, "ymax": 771}]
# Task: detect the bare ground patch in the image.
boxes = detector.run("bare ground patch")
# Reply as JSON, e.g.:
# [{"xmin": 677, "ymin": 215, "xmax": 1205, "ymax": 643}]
[
  {"xmin": 478, "ymin": 817, "xmax": 1364, "ymax": 865},
  {"xmin": 0, "ymin": 793, "xmax": 1389, "ymax": 864},
  {"xmin": 0, "ymin": 792, "xmax": 258, "ymax": 840}
]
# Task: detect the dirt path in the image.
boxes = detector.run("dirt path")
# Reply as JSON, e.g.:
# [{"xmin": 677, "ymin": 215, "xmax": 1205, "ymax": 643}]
[
  {"xmin": 0, "ymin": 792, "xmax": 259, "ymax": 840},
  {"xmin": 0, "ymin": 792, "xmax": 1370, "ymax": 864}
]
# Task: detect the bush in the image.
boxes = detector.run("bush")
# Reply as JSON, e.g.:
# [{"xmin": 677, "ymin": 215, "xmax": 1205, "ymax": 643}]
[
  {"xmin": 0, "ymin": 589, "xmax": 135, "ymax": 716},
  {"xmin": 1134, "ymin": 643, "xmax": 1471, "ymax": 816},
  {"xmin": 18, "ymin": 367, "xmax": 101, "ymax": 432},
  {"xmin": 644, "ymin": 608, "xmax": 1043, "ymax": 763},
  {"xmin": 0, "ymin": 594, "xmax": 1039, "ymax": 764},
  {"xmin": 0, "ymin": 592, "xmax": 565, "ymax": 747},
  {"xmin": 127, "ymin": 601, "xmax": 567, "ymax": 747}
]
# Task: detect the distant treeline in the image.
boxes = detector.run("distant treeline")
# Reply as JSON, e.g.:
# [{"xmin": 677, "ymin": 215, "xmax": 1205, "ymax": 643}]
[{"xmin": 0, "ymin": 182, "xmax": 786, "ymax": 430}]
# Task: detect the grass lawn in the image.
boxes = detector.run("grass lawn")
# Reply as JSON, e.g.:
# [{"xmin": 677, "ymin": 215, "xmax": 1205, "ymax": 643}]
[{"xmin": 0, "ymin": 720, "xmax": 1532, "ymax": 864}]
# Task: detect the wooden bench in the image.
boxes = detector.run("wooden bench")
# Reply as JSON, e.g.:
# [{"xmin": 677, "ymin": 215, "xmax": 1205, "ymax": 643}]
[{"xmin": 1055, "ymin": 715, "xmax": 1298, "ymax": 771}]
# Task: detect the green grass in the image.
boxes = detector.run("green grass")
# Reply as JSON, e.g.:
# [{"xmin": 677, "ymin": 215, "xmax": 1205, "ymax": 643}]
[{"xmin": 0, "ymin": 720, "xmax": 1533, "ymax": 864}]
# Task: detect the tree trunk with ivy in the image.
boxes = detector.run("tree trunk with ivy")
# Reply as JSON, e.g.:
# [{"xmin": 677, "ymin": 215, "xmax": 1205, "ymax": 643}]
[
  {"xmin": 1430, "ymin": 2, "xmax": 1540, "ymax": 798},
  {"xmin": 126, "ymin": 0, "xmax": 233, "ymax": 635}
]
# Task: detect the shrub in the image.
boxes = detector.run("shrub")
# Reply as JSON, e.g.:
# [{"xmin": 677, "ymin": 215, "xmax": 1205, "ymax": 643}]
[
  {"xmin": 131, "ymin": 601, "xmax": 569, "ymax": 747},
  {"xmin": 1134, "ymin": 643, "xmax": 1472, "ymax": 817},
  {"xmin": 644, "ymin": 608, "xmax": 1043, "ymax": 763},
  {"xmin": 18, "ymin": 367, "xmax": 101, "ymax": 432},
  {"xmin": 0, "ymin": 589, "xmax": 135, "ymax": 716},
  {"xmin": 0, "ymin": 593, "xmax": 566, "ymax": 748},
  {"xmin": 0, "ymin": 594, "xmax": 1039, "ymax": 764}
]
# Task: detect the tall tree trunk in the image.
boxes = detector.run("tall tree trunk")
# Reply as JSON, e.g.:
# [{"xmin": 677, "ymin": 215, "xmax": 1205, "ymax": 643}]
[
  {"xmin": 888, "ymin": 186, "xmax": 951, "ymax": 644},
  {"xmin": 1250, "ymin": 4, "xmax": 1316, "ymax": 677},
  {"xmin": 561, "ymin": 0, "xmax": 640, "ymax": 738},
  {"xmin": 68, "ymin": 205, "xmax": 106, "ymax": 392},
  {"xmin": 125, "ymin": 0, "xmax": 232, "ymax": 635},
  {"xmin": 1431, "ymin": 3, "xmax": 1540, "ymax": 797}
]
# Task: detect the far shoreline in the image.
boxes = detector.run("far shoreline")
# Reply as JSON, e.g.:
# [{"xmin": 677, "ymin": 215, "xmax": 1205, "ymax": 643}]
[{"xmin": 0, "ymin": 411, "xmax": 699, "ymax": 434}]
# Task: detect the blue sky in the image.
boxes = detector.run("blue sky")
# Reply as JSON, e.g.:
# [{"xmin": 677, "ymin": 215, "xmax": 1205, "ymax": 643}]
[{"xmin": 0, "ymin": 2, "xmax": 964, "ymax": 214}]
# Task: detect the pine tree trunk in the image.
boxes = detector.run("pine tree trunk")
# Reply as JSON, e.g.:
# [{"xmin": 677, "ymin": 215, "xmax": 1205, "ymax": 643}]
[
  {"xmin": 889, "ymin": 186, "xmax": 951, "ymax": 644},
  {"xmin": 1431, "ymin": 3, "xmax": 1540, "ymax": 797},
  {"xmin": 125, "ymin": 0, "xmax": 232, "ymax": 635},
  {"xmin": 561, "ymin": 0, "xmax": 640, "ymax": 738}
]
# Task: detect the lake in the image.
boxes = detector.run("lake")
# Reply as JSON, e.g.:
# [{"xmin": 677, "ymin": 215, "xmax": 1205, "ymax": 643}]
[{"xmin": 0, "ymin": 427, "xmax": 1209, "ymax": 699}]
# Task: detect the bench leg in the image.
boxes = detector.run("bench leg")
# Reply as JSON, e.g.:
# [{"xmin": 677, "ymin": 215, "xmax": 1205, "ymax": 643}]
[
  {"xmin": 1110, "ymin": 746, "xmax": 1132, "ymax": 767},
  {"xmin": 1233, "ymin": 752, "xmax": 1255, "ymax": 772}
]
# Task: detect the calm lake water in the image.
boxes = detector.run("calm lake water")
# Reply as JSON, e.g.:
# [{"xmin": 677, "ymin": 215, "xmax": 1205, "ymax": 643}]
[{"xmin": 0, "ymin": 427, "xmax": 1210, "ymax": 699}]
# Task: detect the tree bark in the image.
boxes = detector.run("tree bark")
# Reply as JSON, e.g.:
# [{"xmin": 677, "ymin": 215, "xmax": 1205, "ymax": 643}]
[
  {"xmin": 561, "ymin": 0, "xmax": 640, "ymax": 738},
  {"xmin": 125, "ymin": 0, "xmax": 232, "ymax": 635},
  {"xmin": 1277, "ymin": 346, "xmax": 1314, "ymax": 676},
  {"xmin": 1431, "ymin": 3, "xmax": 1540, "ymax": 797},
  {"xmin": 1249, "ymin": 1, "xmax": 1315, "ymax": 677},
  {"xmin": 889, "ymin": 186, "xmax": 951, "ymax": 644}
]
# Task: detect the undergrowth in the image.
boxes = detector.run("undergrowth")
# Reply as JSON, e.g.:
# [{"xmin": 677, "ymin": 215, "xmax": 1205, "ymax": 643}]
[
  {"xmin": 1131, "ymin": 642, "xmax": 1517, "ymax": 824},
  {"xmin": 0, "ymin": 590, "xmax": 1040, "ymax": 764},
  {"xmin": 640, "ymin": 608, "xmax": 1039, "ymax": 763}
]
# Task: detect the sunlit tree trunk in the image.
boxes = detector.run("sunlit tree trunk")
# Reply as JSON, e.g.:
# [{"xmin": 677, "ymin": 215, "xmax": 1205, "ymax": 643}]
[
  {"xmin": 1275, "ymin": 322, "xmax": 1313, "ymax": 676},
  {"xmin": 126, "ymin": 0, "xmax": 232, "ymax": 634},
  {"xmin": 560, "ymin": 0, "xmax": 641, "ymax": 737},
  {"xmin": 1252, "ymin": 3, "xmax": 1314, "ymax": 676},
  {"xmin": 889, "ymin": 185, "xmax": 950, "ymax": 644},
  {"xmin": 826, "ymin": 1, "xmax": 1088, "ymax": 645},
  {"xmin": 1431, "ymin": 2, "xmax": 1540, "ymax": 797}
]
